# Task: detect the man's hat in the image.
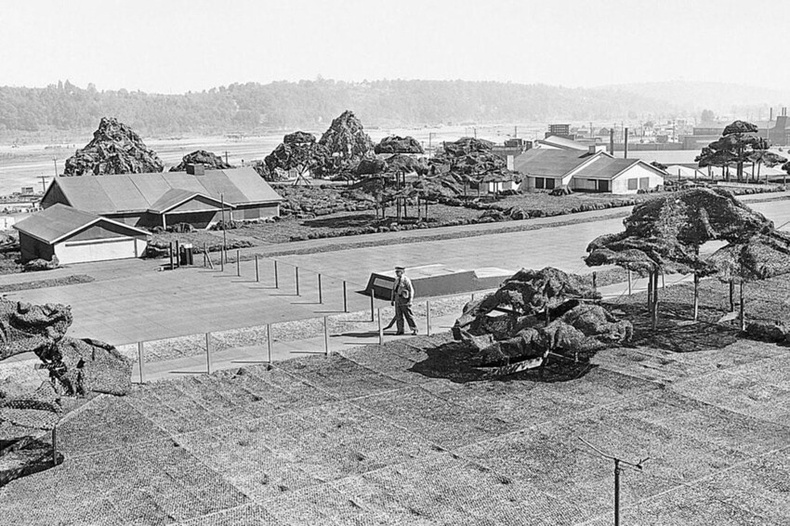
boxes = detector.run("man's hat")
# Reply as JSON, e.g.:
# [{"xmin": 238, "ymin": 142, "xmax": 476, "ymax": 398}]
[{"xmin": 394, "ymin": 266, "xmax": 405, "ymax": 271}]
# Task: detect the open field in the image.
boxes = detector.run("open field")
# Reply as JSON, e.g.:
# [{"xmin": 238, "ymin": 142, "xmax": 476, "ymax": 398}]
[{"xmin": 2, "ymin": 313, "xmax": 788, "ymax": 524}]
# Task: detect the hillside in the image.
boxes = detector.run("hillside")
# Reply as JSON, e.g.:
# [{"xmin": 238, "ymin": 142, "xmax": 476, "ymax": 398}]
[
  {"xmin": 601, "ymin": 81, "xmax": 790, "ymax": 117},
  {"xmin": 0, "ymin": 79, "xmax": 676, "ymax": 137}
]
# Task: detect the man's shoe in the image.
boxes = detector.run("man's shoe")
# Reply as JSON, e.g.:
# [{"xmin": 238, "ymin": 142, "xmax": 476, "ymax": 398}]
[{"xmin": 395, "ymin": 332, "xmax": 405, "ymax": 335}]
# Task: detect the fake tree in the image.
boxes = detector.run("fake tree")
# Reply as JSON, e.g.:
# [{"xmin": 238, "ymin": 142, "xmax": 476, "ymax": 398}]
[
  {"xmin": 263, "ymin": 131, "xmax": 330, "ymax": 180},
  {"xmin": 586, "ymin": 188, "xmax": 778, "ymax": 328},
  {"xmin": 696, "ymin": 121, "xmax": 768, "ymax": 182},
  {"xmin": 748, "ymin": 150, "xmax": 786, "ymax": 183}
]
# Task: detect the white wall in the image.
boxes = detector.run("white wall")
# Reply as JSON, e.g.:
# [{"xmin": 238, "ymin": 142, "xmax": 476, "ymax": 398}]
[{"xmin": 611, "ymin": 164, "xmax": 665, "ymax": 194}]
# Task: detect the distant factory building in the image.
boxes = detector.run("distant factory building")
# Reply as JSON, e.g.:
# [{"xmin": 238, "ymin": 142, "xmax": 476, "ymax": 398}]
[
  {"xmin": 40, "ymin": 166, "xmax": 283, "ymax": 229},
  {"xmin": 14, "ymin": 204, "xmax": 149, "ymax": 264}
]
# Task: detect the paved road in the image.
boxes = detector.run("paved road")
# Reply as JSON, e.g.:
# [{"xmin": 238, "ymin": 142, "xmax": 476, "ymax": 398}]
[{"xmin": 2, "ymin": 193, "xmax": 787, "ymax": 347}]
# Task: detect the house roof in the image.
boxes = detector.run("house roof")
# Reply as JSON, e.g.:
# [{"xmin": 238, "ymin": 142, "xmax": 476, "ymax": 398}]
[
  {"xmin": 576, "ymin": 157, "xmax": 666, "ymax": 180},
  {"xmin": 147, "ymin": 189, "xmax": 233, "ymax": 214},
  {"xmin": 14, "ymin": 203, "xmax": 149, "ymax": 244},
  {"xmin": 45, "ymin": 167, "xmax": 282, "ymax": 215},
  {"xmin": 514, "ymin": 149, "xmax": 598, "ymax": 178}
]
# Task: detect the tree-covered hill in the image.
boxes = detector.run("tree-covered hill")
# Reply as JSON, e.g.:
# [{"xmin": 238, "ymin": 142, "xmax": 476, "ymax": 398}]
[{"xmin": 0, "ymin": 79, "xmax": 677, "ymax": 136}]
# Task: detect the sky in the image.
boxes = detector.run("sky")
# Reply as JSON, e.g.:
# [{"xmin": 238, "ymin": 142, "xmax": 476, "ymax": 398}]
[{"xmin": 1, "ymin": 0, "xmax": 788, "ymax": 94}]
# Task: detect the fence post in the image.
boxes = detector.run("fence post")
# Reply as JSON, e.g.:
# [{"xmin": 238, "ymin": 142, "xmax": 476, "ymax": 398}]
[
  {"xmin": 343, "ymin": 281, "xmax": 348, "ymax": 313},
  {"xmin": 370, "ymin": 290, "xmax": 375, "ymax": 322},
  {"xmin": 323, "ymin": 316, "xmax": 330, "ymax": 356},
  {"xmin": 318, "ymin": 274, "xmax": 323, "ymax": 304},
  {"xmin": 274, "ymin": 260, "xmax": 279, "ymax": 288},
  {"xmin": 377, "ymin": 308, "xmax": 383, "ymax": 345},
  {"xmin": 236, "ymin": 249, "xmax": 240, "ymax": 277},
  {"xmin": 175, "ymin": 240, "xmax": 180, "ymax": 269},
  {"xmin": 169, "ymin": 242, "xmax": 174, "ymax": 270},
  {"xmin": 267, "ymin": 323, "xmax": 273, "ymax": 367},
  {"xmin": 295, "ymin": 266, "xmax": 300, "ymax": 296},
  {"xmin": 52, "ymin": 425, "xmax": 57, "ymax": 466},
  {"xmin": 137, "ymin": 342, "xmax": 145, "ymax": 384},
  {"xmin": 205, "ymin": 333, "xmax": 212, "ymax": 374},
  {"xmin": 255, "ymin": 255, "xmax": 259, "ymax": 282},
  {"xmin": 220, "ymin": 249, "xmax": 224, "ymax": 272},
  {"xmin": 426, "ymin": 300, "xmax": 431, "ymax": 337}
]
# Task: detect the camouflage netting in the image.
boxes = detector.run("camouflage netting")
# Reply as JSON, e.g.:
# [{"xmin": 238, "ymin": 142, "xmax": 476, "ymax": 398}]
[
  {"xmin": 452, "ymin": 268, "xmax": 631, "ymax": 373},
  {"xmin": 63, "ymin": 117, "xmax": 164, "ymax": 176},
  {"xmin": 586, "ymin": 187, "xmax": 778, "ymax": 276},
  {"xmin": 0, "ymin": 299, "xmax": 131, "ymax": 445},
  {"xmin": 318, "ymin": 110, "xmax": 375, "ymax": 175},
  {"xmin": 169, "ymin": 150, "xmax": 234, "ymax": 172},
  {"xmin": 262, "ymin": 131, "xmax": 330, "ymax": 180},
  {"xmin": 374, "ymin": 135, "xmax": 424, "ymax": 154},
  {"xmin": 428, "ymin": 137, "xmax": 519, "ymax": 194}
]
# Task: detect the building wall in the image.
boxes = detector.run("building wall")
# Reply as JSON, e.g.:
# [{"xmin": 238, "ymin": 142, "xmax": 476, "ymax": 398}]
[
  {"xmin": 69, "ymin": 221, "xmax": 146, "ymax": 242},
  {"xmin": 610, "ymin": 164, "xmax": 665, "ymax": 194},
  {"xmin": 54, "ymin": 237, "xmax": 147, "ymax": 265},
  {"xmin": 41, "ymin": 183, "xmax": 70, "ymax": 209},
  {"xmin": 19, "ymin": 232, "xmax": 55, "ymax": 262},
  {"xmin": 232, "ymin": 203, "xmax": 279, "ymax": 221}
]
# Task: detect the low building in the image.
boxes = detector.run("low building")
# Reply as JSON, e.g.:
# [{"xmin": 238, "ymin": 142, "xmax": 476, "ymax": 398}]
[
  {"xmin": 40, "ymin": 166, "xmax": 283, "ymax": 229},
  {"xmin": 14, "ymin": 204, "xmax": 149, "ymax": 264},
  {"xmin": 515, "ymin": 149, "xmax": 665, "ymax": 193}
]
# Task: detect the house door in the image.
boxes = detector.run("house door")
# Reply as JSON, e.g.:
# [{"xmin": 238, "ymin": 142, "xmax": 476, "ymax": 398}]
[{"xmin": 597, "ymin": 180, "xmax": 610, "ymax": 192}]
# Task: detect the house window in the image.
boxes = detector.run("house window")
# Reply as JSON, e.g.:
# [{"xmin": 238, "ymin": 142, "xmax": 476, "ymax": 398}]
[
  {"xmin": 545, "ymin": 178, "xmax": 556, "ymax": 190},
  {"xmin": 597, "ymin": 180, "xmax": 609, "ymax": 192},
  {"xmin": 535, "ymin": 177, "xmax": 545, "ymax": 189},
  {"xmin": 627, "ymin": 178, "xmax": 638, "ymax": 190},
  {"xmin": 639, "ymin": 177, "xmax": 650, "ymax": 189}
]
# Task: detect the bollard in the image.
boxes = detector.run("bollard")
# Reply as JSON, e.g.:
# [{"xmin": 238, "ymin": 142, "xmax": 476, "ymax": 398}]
[
  {"xmin": 267, "ymin": 323, "xmax": 273, "ymax": 367},
  {"xmin": 471, "ymin": 293, "xmax": 475, "ymax": 302},
  {"xmin": 52, "ymin": 426, "xmax": 58, "ymax": 466},
  {"xmin": 236, "ymin": 250, "xmax": 240, "ymax": 277},
  {"xmin": 370, "ymin": 290, "xmax": 375, "ymax": 322},
  {"xmin": 169, "ymin": 242, "xmax": 174, "ymax": 270},
  {"xmin": 323, "ymin": 316, "xmax": 330, "ymax": 356},
  {"xmin": 377, "ymin": 308, "xmax": 383, "ymax": 345},
  {"xmin": 220, "ymin": 249, "xmax": 224, "ymax": 272},
  {"xmin": 295, "ymin": 266, "xmax": 300, "ymax": 296},
  {"xmin": 426, "ymin": 300, "xmax": 431, "ymax": 337},
  {"xmin": 318, "ymin": 274, "xmax": 323, "ymax": 304},
  {"xmin": 343, "ymin": 281, "xmax": 348, "ymax": 313},
  {"xmin": 274, "ymin": 260, "xmax": 279, "ymax": 288},
  {"xmin": 255, "ymin": 255, "xmax": 259, "ymax": 282},
  {"xmin": 205, "ymin": 333, "xmax": 212, "ymax": 374},
  {"xmin": 175, "ymin": 240, "xmax": 180, "ymax": 269},
  {"xmin": 137, "ymin": 342, "xmax": 145, "ymax": 384}
]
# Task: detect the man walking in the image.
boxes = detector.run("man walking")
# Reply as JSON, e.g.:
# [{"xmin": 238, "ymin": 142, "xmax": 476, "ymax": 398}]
[{"xmin": 391, "ymin": 266, "xmax": 418, "ymax": 335}]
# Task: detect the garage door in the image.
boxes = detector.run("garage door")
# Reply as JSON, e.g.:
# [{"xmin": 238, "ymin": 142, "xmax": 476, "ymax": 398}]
[{"xmin": 56, "ymin": 238, "xmax": 138, "ymax": 264}]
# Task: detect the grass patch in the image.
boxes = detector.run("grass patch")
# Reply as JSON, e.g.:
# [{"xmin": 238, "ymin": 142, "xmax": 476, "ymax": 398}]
[{"xmin": 0, "ymin": 274, "xmax": 94, "ymax": 293}]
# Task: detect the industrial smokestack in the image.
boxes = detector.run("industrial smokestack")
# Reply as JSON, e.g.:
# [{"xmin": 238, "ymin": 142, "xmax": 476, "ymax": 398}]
[
  {"xmin": 609, "ymin": 128, "xmax": 614, "ymax": 155},
  {"xmin": 770, "ymin": 108, "xmax": 774, "ymax": 121},
  {"xmin": 624, "ymin": 128, "xmax": 629, "ymax": 159}
]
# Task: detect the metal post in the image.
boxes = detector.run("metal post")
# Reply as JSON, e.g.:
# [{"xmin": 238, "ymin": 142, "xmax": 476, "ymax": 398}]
[
  {"xmin": 274, "ymin": 260, "xmax": 279, "ymax": 288},
  {"xmin": 426, "ymin": 300, "xmax": 431, "ymax": 337},
  {"xmin": 318, "ymin": 274, "xmax": 323, "ymax": 304},
  {"xmin": 614, "ymin": 459, "xmax": 620, "ymax": 526},
  {"xmin": 323, "ymin": 316, "xmax": 330, "ymax": 356},
  {"xmin": 343, "ymin": 281, "xmax": 348, "ymax": 313},
  {"xmin": 267, "ymin": 323, "xmax": 273, "ymax": 367},
  {"xmin": 236, "ymin": 250, "xmax": 240, "ymax": 276},
  {"xmin": 255, "ymin": 255, "xmax": 259, "ymax": 282},
  {"xmin": 471, "ymin": 293, "xmax": 475, "ymax": 302},
  {"xmin": 220, "ymin": 249, "xmax": 224, "ymax": 272},
  {"xmin": 137, "ymin": 342, "xmax": 145, "ymax": 384},
  {"xmin": 169, "ymin": 242, "xmax": 174, "ymax": 270},
  {"xmin": 370, "ymin": 290, "xmax": 375, "ymax": 322},
  {"xmin": 295, "ymin": 266, "xmax": 300, "ymax": 296},
  {"xmin": 377, "ymin": 308, "xmax": 383, "ymax": 345},
  {"xmin": 52, "ymin": 426, "xmax": 57, "ymax": 466},
  {"xmin": 175, "ymin": 240, "xmax": 180, "ymax": 269},
  {"xmin": 627, "ymin": 269, "xmax": 632, "ymax": 295},
  {"xmin": 205, "ymin": 333, "xmax": 212, "ymax": 374}
]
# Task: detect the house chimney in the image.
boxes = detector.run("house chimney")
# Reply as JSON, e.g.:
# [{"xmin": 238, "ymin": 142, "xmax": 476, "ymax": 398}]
[
  {"xmin": 624, "ymin": 128, "xmax": 629, "ymax": 159},
  {"xmin": 186, "ymin": 164, "xmax": 205, "ymax": 176}
]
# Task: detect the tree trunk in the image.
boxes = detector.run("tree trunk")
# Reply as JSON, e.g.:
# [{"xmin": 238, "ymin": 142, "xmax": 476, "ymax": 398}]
[
  {"xmin": 729, "ymin": 279, "xmax": 735, "ymax": 312},
  {"xmin": 739, "ymin": 280, "xmax": 746, "ymax": 332},
  {"xmin": 693, "ymin": 273, "xmax": 699, "ymax": 321}
]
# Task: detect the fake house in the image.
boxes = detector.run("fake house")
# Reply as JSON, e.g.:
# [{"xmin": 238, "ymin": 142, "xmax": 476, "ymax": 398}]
[
  {"xmin": 40, "ymin": 166, "xmax": 283, "ymax": 229},
  {"xmin": 14, "ymin": 204, "xmax": 149, "ymax": 264},
  {"xmin": 515, "ymin": 148, "xmax": 665, "ymax": 193}
]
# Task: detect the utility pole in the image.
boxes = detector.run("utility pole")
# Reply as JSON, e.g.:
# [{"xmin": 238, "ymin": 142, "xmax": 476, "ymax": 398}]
[
  {"xmin": 53, "ymin": 158, "xmax": 58, "ymax": 177},
  {"xmin": 38, "ymin": 175, "xmax": 48, "ymax": 193},
  {"xmin": 578, "ymin": 437, "xmax": 648, "ymax": 526}
]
